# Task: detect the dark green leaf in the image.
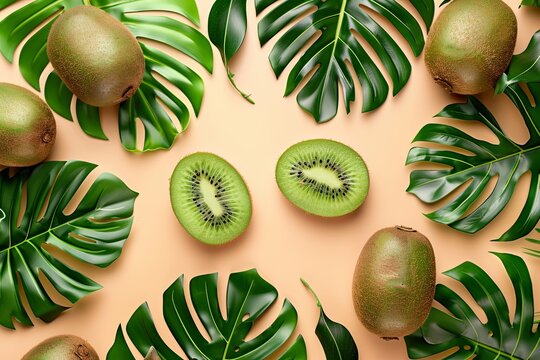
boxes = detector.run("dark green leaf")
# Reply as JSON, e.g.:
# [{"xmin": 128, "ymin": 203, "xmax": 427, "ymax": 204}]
[
  {"xmin": 0, "ymin": 161, "xmax": 137, "ymax": 329},
  {"xmin": 302, "ymin": 279, "xmax": 359, "ymax": 359},
  {"xmin": 107, "ymin": 269, "xmax": 306, "ymax": 359},
  {"xmin": 256, "ymin": 0, "xmax": 434, "ymax": 123},
  {"xmin": 521, "ymin": 0, "xmax": 540, "ymax": 7},
  {"xmin": 405, "ymin": 252, "xmax": 540, "ymax": 359},
  {"xmin": 209, "ymin": 0, "xmax": 254, "ymax": 104},
  {"xmin": 0, "ymin": 0, "xmax": 213, "ymax": 152},
  {"xmin": 496, "ymin": 30, "xmax": 540, "ymax": 93},
  {"xmin": 406, "ymin": 82, "xmax": 540, "ymax": 241}
]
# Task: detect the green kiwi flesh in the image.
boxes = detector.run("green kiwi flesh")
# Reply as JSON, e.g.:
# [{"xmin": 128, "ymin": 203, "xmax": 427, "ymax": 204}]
[
  {"xmin": 276, "ymin": 139, "xmax": 369, "ymax": 217},
  {"xmin": 47, "ymin": 6, "xmax": 145, "ymax": 107},
  {"xmin": 22, "ymin": 335, "xmax": 99, "ymax": 360},
  {"xmin": 170, "ymin": 153, "xmax": 252, "ymax": 245},
  {"xmin": 0, "ymin": 83, "xmax": 56, "ymax": 167}
]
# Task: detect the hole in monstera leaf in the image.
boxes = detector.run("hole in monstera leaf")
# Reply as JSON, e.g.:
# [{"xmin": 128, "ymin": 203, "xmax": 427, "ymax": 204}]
[
  {"xmin": 68, "ymin": 232, "xmax": 97, "ymax": 244},
  {"xmin": 488, "ymin": 331, "xmax": 494, "ymax": 337},
  {"xmin": 15, "ymin": 180, "xmax": 28, "ymax": 228},
  {"xmin": 242, "ymin": 313, "xmax": 250, "ymax": 322},
  {"xmin": 37, "ymin": 270, "xmax": 73, "ymax": 308},
  {"xmin": 464, "ymin": 345, "xmax": 471, "ymax": 350}
]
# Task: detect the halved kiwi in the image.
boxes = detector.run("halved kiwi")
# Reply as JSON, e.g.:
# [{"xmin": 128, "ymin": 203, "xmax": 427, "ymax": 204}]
[
  {"xmin": 170, "ymin": 153, "xmax": 252, "ymax": 245},
  {"xmin": 276, "ymin": 139, "xmax": 369, "ymax": 217}
]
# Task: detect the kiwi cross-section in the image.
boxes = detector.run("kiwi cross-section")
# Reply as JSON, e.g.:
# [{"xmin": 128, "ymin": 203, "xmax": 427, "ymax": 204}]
[
  {"xmin": 170, "ymin": 153, "xmax": 252, "ymax": 245},
  {"xmin": 276, "ymin": 139, "xmax": 369, "ymax": 217}
]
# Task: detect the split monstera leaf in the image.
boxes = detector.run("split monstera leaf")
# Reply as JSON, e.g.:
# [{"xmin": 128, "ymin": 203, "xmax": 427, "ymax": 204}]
[
  {"xmin": 406, "ymin": 253, "xmax": 540, "ymax": 359},
  {"xmin": 0, "ymin": 161, "xmax": 137, "ymax": 329},
  {"xmin": 108, "ymin": 269, "xmax": 358, "ymax": 359},
  {"xmin": 0, "ymin": 0, "xmax": 213, "ymax": 152},
  {"xmin": 407, "ymin": 30, "xmax": 540, "ymax": 253},
  {"xmin": 209, "ymin": 0, "xmax": 435, "ymax": 121}
]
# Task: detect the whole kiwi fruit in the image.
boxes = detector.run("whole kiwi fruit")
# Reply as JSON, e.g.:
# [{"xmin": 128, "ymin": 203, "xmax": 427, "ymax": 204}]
[
  {"xmin": 22, "ymin": 335, "xmax": 99, "ymax": 360},
  {"xmin": 425, "ymin": 0, "xmax": 517, "ymax": 95},
  {"xmin": 47, "ymin": 5, "xmax": 145, "ymax": 107},
  {"xmin": 0, "ymin": 83, "xmax": 56, "ymax": 167},
  {"xmin": 352, "ymin": 226, "xmax": 436, "ymax": 339}
]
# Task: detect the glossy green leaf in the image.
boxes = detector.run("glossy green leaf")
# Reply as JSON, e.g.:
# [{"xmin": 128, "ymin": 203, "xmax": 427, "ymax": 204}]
[
  {"xmin": 406, "ymin": 82, "xmax": 540, "ymax": 241},
  {"xmin": 0, "ymin": 0, "xmax": 213, "ymax": 152},
  {"xmin": 0, "ymin": 161, "xmax": 137, "ymax": 329},
  {"xmin": 302, "ymin": 279, "xmax": 358, "ymax": 359},
  {"xmin": 209, "ymin": 0, "xmax": 254, "ymax": 104},
  {"xmin": 256, "ymin": 0, "xmax": 434, "ymax": 123},
  {"xmin": 521, "ymin": 0, "xmax": 540, "ymax": 7},
  {"xmin": 406, "ymin": 252, "xmax": 540, "ymax": 359},
  {"xmin": 496, "ymin": 30, "xmax": 540, "ymax": 94},
  {"xmin": 107, "ymin": 269, "xmax": 306, "ymax": 359}
]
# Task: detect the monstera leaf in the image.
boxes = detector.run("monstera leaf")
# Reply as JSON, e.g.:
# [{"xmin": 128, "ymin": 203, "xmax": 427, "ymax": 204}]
[
  {"xmin": 521, "ymin": 0, "xmax": 540, "ymax": 7},
  {"xmin": 107, "ymin": 269, "xmax": 307, "ymax": 359},
  {"xmin": 497, "ymin": 30, "xmax": 540, "ymax": 93},
  {"xmin": 208, "ymin": 0, "xmax": 254, "ymax": 104},
  {"xmin": 406, "ymin": 252, "xmax": 540, "ymax": 359},
  {"xmin": 302, "ymin": 279, "xmax": 359, "ymax": 359},
  {"xmin": 256, "ymin": 0, "xmax": 435, "ymax": 123},
  {"xmin": 0, "ymin": 0, "xmax": 213, "ymax": 152},
  {"xmin": 0, "ymin": 161, "xmax": 137, "ymax": 329},
  {"xmin": 406, "ymin": 81, "xmax": 540, "ymax": 243}
]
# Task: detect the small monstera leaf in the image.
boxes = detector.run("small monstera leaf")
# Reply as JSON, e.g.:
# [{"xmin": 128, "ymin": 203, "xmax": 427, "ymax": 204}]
[
  {"xmin": 0, "ymin": 161, "xmax": 137, "ymax": 329},
  {"xmin": 0, "ymin": 0, "xmax": 213, "ymax": 152},
  {"xmin": 256, "ymin": 0, "xmax": 435, "ymax": 123},
  {"xmin": 406, "ymin": 81, "xmax": 540, "ymax": 242},
  {"xmin": 406, "ymin": 252, "xmax": 540, "ymax": 359},
  {"xmin": 107, "ymin": 269, "xmax": 307, "ymax": 359}
]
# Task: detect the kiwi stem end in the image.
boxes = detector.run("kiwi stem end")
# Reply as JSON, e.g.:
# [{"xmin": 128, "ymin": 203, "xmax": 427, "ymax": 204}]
[
  {"xmin": 301, "ymin": 278, "xmax": 322, "ymax": 308},
  {"xmin": 396, "ymin": 225, "xmax": 417, "ymax": 232},
  {"xmin": 381, "ymin": 337, "xmax": 400, "ymax": 341}
]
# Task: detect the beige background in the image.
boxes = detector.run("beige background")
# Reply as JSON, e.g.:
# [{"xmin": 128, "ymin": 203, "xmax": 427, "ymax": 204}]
[{"xmin": 2, "ymin": 0, "xmax": 540, "ymax": 358}]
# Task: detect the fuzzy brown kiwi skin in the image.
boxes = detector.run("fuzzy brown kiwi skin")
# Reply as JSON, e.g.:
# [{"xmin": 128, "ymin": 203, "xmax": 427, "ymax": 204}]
[
  {"xmin": 47, "ymin": 5, "xmax": 145, "ymax": 107},
  {"xmin": 22, "ymin": 335, "xmax": 99, "ymax": 360},
  {"xmin": 352, "ymin": 226, "xmax": 436, "ymax": 338},
  {"xmin": 425, "ymin": 0, "xmax": 517, "ymax": 95},
  {"xmin": 0, "ymin": 83, "xmax": 56, "ymax": 167}
]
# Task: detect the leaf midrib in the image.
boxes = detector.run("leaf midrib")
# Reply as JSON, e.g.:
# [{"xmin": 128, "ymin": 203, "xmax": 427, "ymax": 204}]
[
  {"xmin": 0, "ymin": 208, "xmax": 109, "ymax": 255},
  {"xmin": 412, "ymin": 143, "xmax": 540, "ymax": 188},
  {"xmin": 320, "ymin": 311, "xmax": 343, "ymax": 360},
  {"xmin": 317, "ymin": 0, "xmax": 347, "ymax": 113},
  {"xmin": 222, "ymin": 281, "xmax": 254, "ymax": 360}
]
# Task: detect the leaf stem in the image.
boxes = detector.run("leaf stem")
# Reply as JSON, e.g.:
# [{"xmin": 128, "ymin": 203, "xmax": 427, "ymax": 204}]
[
  {"xmin": 226, "ymin": 67, "xmax": 255, "ymax": 105},
  {"xmin": 301, "ymin": 278, "xmax": 322, "ymax": 308},
  {"xmin": 84, "ymin": 0, "xmax": 91, "ymax": 5}
]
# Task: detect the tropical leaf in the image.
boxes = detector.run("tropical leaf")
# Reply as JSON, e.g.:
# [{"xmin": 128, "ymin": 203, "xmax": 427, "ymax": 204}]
[
  {"xmin": 256, "ymin": 0, "xmax": 435, "ymax": 123},
  {"xmin": 405, "ymin": 252, "xmax": 540, "ymax": 359},
  {"xmin": 208, "ymin": 0, "xmax": 254, "ymax": 104},
  {"xmin": 406, "ymin": 81, "xmax": 540, "ymax": 242},
  {"xmin": 521, "ymin": 0, "xmax": 540, "ymax": 7},
  {"xmin": 496, "ymin": 30, "xmax": 540, "ymax": 94},
  {"xmin": 0, "ymin": 0, "xmax": 213, "ymax": 152},
  {"xmin": 302, "ymin": 279, "xmax": 359, "ymax": 359},
  {"xmin": 107, "ymin": 269, "xmax": 307, "ymax": 359},
  {"xmin": 0, "ymin": 161, "xmax": 137, "ymax": 329}
]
